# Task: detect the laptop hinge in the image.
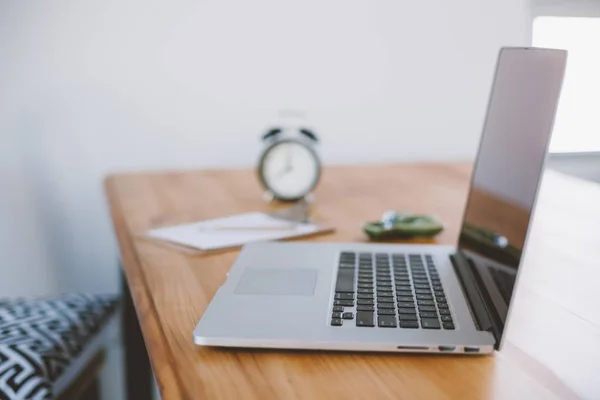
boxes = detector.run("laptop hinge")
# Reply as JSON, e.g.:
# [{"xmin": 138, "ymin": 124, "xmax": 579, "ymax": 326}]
[{"xmin": 450, "ymin": 252, "xmax": 502, "ymax": 348}]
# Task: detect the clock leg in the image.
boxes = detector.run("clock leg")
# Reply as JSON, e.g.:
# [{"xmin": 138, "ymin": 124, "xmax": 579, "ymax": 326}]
[
  {"xmin": 303, "ymin": 193, "xmax": 315, "ymax": 204},
  {"xmin": 263, "ymin": 190, "xmax": 275, "ymax": 203}
]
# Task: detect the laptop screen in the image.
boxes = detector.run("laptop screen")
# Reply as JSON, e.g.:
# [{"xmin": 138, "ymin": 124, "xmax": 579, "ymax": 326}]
[{"xmin": 457, "ymin": 48, "xmax": 566, "ymax": 340}]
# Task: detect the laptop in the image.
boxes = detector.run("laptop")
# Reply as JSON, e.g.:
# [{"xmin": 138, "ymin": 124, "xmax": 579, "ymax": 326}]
[{"xmin": 193, "ymin": 47, "xmax": 567, "ymax": 354}]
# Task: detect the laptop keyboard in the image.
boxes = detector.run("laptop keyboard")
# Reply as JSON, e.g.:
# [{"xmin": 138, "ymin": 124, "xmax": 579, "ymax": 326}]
[{"xmin": 331, "ymin": 252, "xmax": 454, "ymax": 329}]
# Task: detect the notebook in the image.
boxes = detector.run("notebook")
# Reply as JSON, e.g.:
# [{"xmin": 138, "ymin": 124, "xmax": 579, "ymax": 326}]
[{"xmin": 145, "ymin": 211, "xmax": 334, "ymax": 252}]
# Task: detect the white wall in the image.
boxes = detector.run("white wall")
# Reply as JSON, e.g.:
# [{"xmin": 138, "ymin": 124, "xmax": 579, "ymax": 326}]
[
  {"xmin": 0, "ymin": 0, "xmax": 532, "ymax": 296},
  {"xmin": 533, "ymin": 0, "xmax": 600, "ymax": 18}
]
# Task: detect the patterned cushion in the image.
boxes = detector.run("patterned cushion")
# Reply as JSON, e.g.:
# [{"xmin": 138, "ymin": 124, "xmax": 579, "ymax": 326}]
[{"xmin": 0, "ymin": 294, "xmax": 118, "ymax": 400}]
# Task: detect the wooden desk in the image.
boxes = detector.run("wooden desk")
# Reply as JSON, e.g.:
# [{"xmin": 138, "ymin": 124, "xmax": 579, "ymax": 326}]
[{"xmin": 105, "ymin": 164, "xmax": 600, "ymax": 400}]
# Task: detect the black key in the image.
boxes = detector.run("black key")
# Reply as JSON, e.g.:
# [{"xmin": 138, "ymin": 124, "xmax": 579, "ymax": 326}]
[
  {"xmin": 443, "ymin": 322, "xmax": 455, "ymax": 330},
  {"xmin": 377, "ymin": 286, "xmax": 392, "ymax": 291},
  {"xmin": 413, "ymin": 280, "xmax": 429, "ymax": 285},
  {"xmin": 414, "ymin": 284, "xmax": 431, "ymax": 289},
  {"xmin": 395, "ymin": 280, "xmax": 411, "ymax": 286},
  {"xmin": 342, "ymin": 312, "xmax": 354, "ymax": 320},
  {"xmin": 332, "ymin": 312, "xmax": 342, "ymax": 318},
  {"xmin": 396, "ymin": 285, "xmax": 412, "ymax": 292},
  {"xmin": 418, "ymin": 305, "xmax": 436, "ymax": 312},
  {"xmin": 359, "ymin": 274, "xmax": 373, "ymax": 279},
  {"xmin": 358, "ymin": 279, "xmax": 373, "ymax": 284},
  {"xmin": 434, "ymin": 291, "xmax": 445, "ymax": 297},
  {"xmin": 415, "ymin": 289, "xmax": 432, "ymax": 294},
  {"xmin": 333, "ymin": 306, "xmax": 344, "ymax": 312},
  {"xmin": 418, "ymin": 300, "xmax": 435, "ymax": 306},
  {"xmin": 396, "ymin": 291, "xmax": 413, "ymax": 297},
  {"xmin": 397, "ymin": 302, "xmax": 415, "ymax": 308},
  {"xmin": 436, "ymin": 297, "xmax": 447, "ymax": 303},
  {"xmin": 377, "ymin": 278, "xmax": 392, "ymax": 283},
  {"xmin": 441, "ymin": 315, "xmax": 453, "ymax": 322},
  {"xmin": 398, "ymin": 313, "xmax": 418, "ymax": 321},
  {"xmin": 433, "ymin": 286, "xmax": 443, "ymax": 291},
  {"xmin": 378, "ymin": 303, "xmax": 395, "ymax": 309},
  {"xmin": 358, "ymin": 293, "xmax": 374, "ymax": 299},
  {"xmin": 378, "ymin": 309, "xmax": 396, "ymax": 315},
  {"xmin": 331, "ymin": 318, "xmax": 342, "ymax": 326},
  {"xmin": 358, "ymin": 283, "xmax": 373, "ymax": 289},
  {"xmin": 378, "ymin": 291, "xmax": 394, "ymax": 297},
  {"xmin": 335, "ymin": 269, "xmax": 355, "ymax": 293},
  {"xmin": 431, "ymin": 280, "xmax": 441, "ymax": 286},
  {"xmin": 357, "ymin": 305, "xmax": 375, "ymax": 311},
  {"xmin": 335, "ymin": 293, "xmax": 355, "ymax": 300},
  {"xmin": 421, "ymin": 318, "xmax": 441, "ymax": 329},
  {"xmin": 416, "ymin": 294, "xmax": 433, "ymax": 300},
  {"xmin": 400, "ymin": 320, "xmax": 419, "ymax": 329},
  {"xmin": 438, "ymin": 303, "xmax": 449, "ymax": 309},
  {"xmin": 412, "ymin": 273, "xmax": 427, "ymax": 278},
  {"xmin": 358, "ymin": 299, "xmax": 374, "ymax": 305},
  {"xmin": 356, "ymin": 311, "xmax": 375, "ymax": 327},
  {"xmin": 334, "ymin": 300, "xmax": 354, "ymax": 306},
  {"xmin": 420, "ymin": 312, "xmax": 437, "ymax": 318},
  {"xmin": 377, "ymin": 297, "xmax": 394, "ymax": 303},
  {"xmin": 439, "ymin": 309, "xmax": 451, "ymax": 315},
  {"xmin": 397, "ymin": 296, "xmax": 414, "ymax": 302},
  {"xmin": 358, "ymin": 288, "xmax": 373, "ymax": 294},
  {"xmin": 398, "ymin": 307, "xmax": 417, "ymax": 314},
  {"xmin": 378, "ymin": 315, "xmax": 397, "ymax": 328}
]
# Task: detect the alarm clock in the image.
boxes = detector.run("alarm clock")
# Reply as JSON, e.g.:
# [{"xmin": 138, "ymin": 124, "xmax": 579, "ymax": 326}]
[{"xmin": 258, "ymin": 127, "xmax": 321, "ymax": 202}]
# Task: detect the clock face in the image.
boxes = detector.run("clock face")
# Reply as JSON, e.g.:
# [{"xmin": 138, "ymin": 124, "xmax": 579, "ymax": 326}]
[{"xmin": 259, "ymin": 140, "xmax": 320, "ymax": 201}]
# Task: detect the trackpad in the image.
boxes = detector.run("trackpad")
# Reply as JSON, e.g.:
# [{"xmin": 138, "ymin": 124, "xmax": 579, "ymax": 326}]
[{"xmin": 234, "ymin": 269, "xmax": 318, "ymax": 296}]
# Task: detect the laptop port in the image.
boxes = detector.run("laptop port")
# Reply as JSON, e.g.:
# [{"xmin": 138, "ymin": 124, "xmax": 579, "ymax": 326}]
[
  {"xmin": 464, "ymin": 347, "xmax": 480, "ymax": 353},
  {"xmin": 438, "ymin": 346, "xmax": 456, "ymax": 352},
  {"xmin": 396, "ymin": 346, "xmax": 429, "ymax": 351}
]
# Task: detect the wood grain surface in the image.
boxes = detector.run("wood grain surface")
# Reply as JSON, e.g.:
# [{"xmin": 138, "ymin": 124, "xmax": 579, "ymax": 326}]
[{"xmin": 105, "ymin": 163, "xmax": 600, "ymax": 400}]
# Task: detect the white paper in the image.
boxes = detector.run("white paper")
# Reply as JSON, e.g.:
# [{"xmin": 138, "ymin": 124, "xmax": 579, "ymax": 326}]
[{"xmin": 146, "ymin": 212, "xmax": 323, "ymax": 251}]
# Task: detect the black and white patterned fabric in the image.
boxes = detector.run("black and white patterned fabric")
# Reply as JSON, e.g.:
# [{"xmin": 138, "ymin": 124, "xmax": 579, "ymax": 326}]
[{"xmin": 0, "ymin": 294, "xmax": 118, "ymax": 400}]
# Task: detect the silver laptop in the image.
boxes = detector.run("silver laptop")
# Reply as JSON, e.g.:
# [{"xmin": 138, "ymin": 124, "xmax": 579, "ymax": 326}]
[{"xmin": 194, "ymin": 47, "xmax": 567, "ymax": 354}]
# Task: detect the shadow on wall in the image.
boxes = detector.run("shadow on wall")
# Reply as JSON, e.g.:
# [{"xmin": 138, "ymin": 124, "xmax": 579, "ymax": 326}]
[{"xmin": 547, "ymin": 153, "xmax": 600, "ymax": 184}]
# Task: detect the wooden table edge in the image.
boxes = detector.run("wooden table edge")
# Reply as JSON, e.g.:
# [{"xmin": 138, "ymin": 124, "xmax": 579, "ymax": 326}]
[{"xmin": 105, "ymin": 176, "xmax": 187, "ymax": 400}]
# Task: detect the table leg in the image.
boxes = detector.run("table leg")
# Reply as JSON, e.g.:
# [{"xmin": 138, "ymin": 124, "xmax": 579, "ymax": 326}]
[{"xmin": 122, "ymin": 269, "xmax": 153, "ymax": 400}]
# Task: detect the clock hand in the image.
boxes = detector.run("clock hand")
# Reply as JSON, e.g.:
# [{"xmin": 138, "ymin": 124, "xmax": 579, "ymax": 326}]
[
  {"xmin": 276, "ymin": 166, "xmax": 290, "ymax": 179},
  {"xmin": 286, "ymin": 147, "xmax": 293, "ymax": 170}
]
